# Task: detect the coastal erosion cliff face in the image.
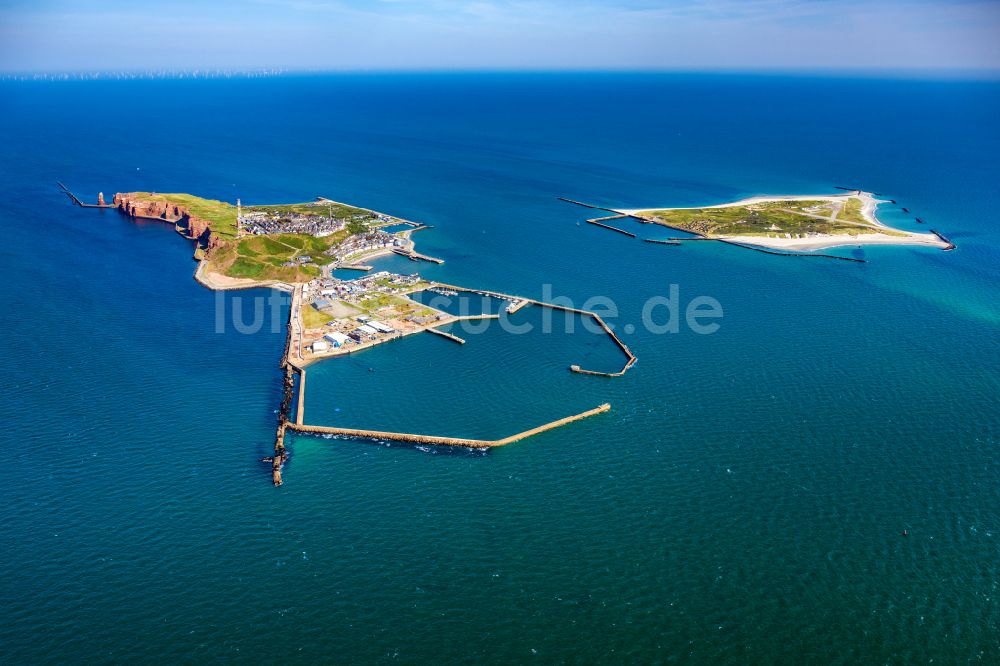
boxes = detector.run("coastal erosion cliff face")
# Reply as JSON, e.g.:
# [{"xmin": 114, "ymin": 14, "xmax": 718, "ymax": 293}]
[
  {"xmin": 108, "ymin": 191, "xmax": 322, "ymax": 285},
  {"xmin": 113, "ymin": 193, "xmax": 223, "ymax": 250}
]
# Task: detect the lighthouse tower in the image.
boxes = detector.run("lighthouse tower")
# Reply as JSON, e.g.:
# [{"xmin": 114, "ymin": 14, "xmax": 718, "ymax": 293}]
[{"xmin": 236, "ymin": 198, "xmax": 242, "ymax": 235}]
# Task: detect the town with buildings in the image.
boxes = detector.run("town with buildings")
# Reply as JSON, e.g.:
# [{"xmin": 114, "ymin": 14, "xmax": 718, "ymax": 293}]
[
  {"xmin": 64, "ymin": 185, "xmax": 631, "ymax": 486},
  {"xmin": 288, "ymin": 264, "xmax": 539, "ymax": 365},
  {"xmin": 295, "ymin": 270, "xmax": 452, "ymax": 361},
  {"xmin": 234, "ymin": 199, "xmax": 457, "ymax": 361},
  {"xmin": 325, "ymin": 228, "xmax": 408, "ymax": 265},
  {"xmin": 238, "ymin": 198, "xmax": 373, "ymax": 236}
]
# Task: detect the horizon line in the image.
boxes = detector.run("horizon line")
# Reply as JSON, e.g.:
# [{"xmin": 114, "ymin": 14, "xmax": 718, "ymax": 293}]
[{"xmin": 3, "ymin": 66, "xmax": 1000, "ymax": 82}]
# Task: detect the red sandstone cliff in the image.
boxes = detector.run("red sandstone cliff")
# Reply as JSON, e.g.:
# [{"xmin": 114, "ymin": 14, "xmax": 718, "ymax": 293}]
[{"xmin": 113, "ymin": 193, "xmax": 221, "ymax": 250}]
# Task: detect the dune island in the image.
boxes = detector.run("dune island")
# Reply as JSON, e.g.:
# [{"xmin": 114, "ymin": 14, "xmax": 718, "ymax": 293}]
[
  {"xmin": 61, "ymin": 185, "xmax": 629, "ymax": 484},
  {"xmin": 564, "ymin": 190, "xmax": 955, "ymax": 255}
]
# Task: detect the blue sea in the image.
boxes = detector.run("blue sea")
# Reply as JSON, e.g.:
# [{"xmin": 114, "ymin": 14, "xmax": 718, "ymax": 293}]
[{"xmin": 2, "ymin": 73, "xmax": 999, "ymax": 663}]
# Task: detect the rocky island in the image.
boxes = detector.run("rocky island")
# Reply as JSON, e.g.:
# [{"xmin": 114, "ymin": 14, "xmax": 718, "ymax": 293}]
[
  {"xmin": 62, "ymin": 185, "xmax": 628, "ymax": 484},
  {"xmin": 110, "ymin": 191, "xmax": 429, "ymax": 287}
]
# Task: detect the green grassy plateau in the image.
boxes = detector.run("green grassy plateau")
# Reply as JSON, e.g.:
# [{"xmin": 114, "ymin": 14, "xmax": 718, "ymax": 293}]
[{"xmin": 637, "ymin": 196, "xmax": 906, "ymax": 238}]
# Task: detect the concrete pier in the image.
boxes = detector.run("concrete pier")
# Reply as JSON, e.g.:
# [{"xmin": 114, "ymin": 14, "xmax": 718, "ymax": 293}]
[
  {"xmin": 433, "ymin": 282, "xmax": 637, "ymax": 377},
  {"xmin": 57, "ymin": 182, "xmax": 116, "ymax": 208},
  {"xmin": 586, "ymin": 219, "xmax": 636, "ymax": 238},
  {"xmin": 296, "ymin": 368, "xmax": 307, "ymax": 425},
  {"xmin": 571, "ymin": 363, "xmax": 631, "ymax": 378},
  {"xmin": 288, "ymin": 403, "xmax": 611, "ymax": 448},
  {"xmin": 392, "ymin": 248, "xmax": 444, "ymax": 264},
  {"xmin": 585, "ymin": 315, "xmax": 637, "ymax": 375},
  {"xmin": 411, "ymin": 251, "xmax": 444, "ymax": 264},
  {"xmin": 507, "ymin": 299, "xmax": 530, "ymax": 314},
  {"xmin": 451, "ymin": 313, "xmax": 501, "ymax": 321},
  {"xmin": 556, "ymin": 197, "xmax": 623, "ymax": 215},
  {"xmin": 426, "ymin": 327, "xmax": 466, "ymax": 344}
]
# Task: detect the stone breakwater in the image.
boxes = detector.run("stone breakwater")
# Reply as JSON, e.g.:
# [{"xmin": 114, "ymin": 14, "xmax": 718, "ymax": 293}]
[
  {"xmin": 63, "ymin": 185, "xmax": 621, "ymax": 484},
  {"xmin": 289, "ymin": 403, "xmax": 612, "ymax": 448},
  {"xmin": 113, "ymin": 193, "xmax": 221, "ymax": 249}
]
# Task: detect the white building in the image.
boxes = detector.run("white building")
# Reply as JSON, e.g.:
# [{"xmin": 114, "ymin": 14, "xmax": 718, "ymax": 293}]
[
  {"xmin": 324, "ymin": 332, "xmax": 349, "ymax": 347},
  {"xmin": 311, "ymin": 340, "xmax": 329, "ymax": 353}
]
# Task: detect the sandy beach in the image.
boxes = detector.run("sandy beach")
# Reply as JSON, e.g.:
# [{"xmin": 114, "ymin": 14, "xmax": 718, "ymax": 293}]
[
  {"xmin": 718, "ymin": 231, "xmax": 949, "ymax": 251},
  {"xmin": 622, "ymin": 191, "xmax": 951, "ymax": 251},
  {"xmin": 194, "ymin": 261, "xmax": 294, "ymax": 291}
]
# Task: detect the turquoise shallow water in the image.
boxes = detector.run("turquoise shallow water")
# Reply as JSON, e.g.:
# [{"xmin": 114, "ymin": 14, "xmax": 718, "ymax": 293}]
[{"xmin": 1, "ymin": 73, "xmax": 1000, "ymax": 663}]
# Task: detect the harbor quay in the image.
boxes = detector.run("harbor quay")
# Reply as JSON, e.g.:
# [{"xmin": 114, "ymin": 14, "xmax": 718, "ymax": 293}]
[{"xmin": 61, "ymin": 185, "xmax": 634, "ymax": 483}]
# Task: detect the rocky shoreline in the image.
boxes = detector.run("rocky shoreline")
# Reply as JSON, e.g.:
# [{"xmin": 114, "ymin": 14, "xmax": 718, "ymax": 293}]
[{"xmin": 113, "ymin": 192, "xmax": 222, "ymax": 250}]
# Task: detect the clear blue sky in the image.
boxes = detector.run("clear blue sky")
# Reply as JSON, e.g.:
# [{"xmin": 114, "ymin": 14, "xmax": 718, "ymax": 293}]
[{"xmin": 1, "ymin": 0, "xmax": 998, "ymax": 73}]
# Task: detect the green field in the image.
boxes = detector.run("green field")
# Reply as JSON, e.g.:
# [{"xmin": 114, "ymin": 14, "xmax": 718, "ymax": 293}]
[
  {"xmin": 127, "ymin": 193, "xmax": 383, "ymax": 244},
  {"xmin": 128, "ymin": 192, "xmax": 239, "ymax": 238},
  {"xmin": 127, "ymin": 191, "xmax": 394, "ymax": 282},
  {"xmin": 357, "ymin": 293, "xmax": 434, "ymax": 318},
  {"xmin": 207, "ymin": 229, "xmax": 351, "ymax": 281},
  {"xmin": 838, "ymin": 197, "xmax": 869, "ymax": 225},
  {"xmin": 302, "ymin": 306, "xmax": 335, "ymax": 328},
  {"xmin": 638, "ymin": 196, "xmax": 906, "ymax": 238}
]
